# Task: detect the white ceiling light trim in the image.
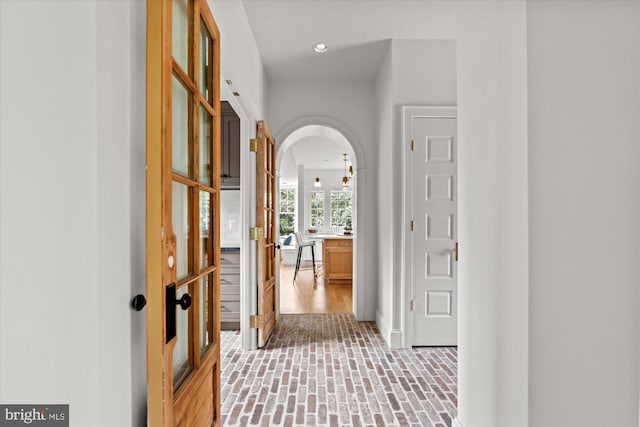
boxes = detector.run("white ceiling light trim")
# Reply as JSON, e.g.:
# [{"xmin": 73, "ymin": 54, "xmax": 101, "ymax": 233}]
[{"xmin": 313, "ymin": 42, "xmax": 328, "ymax": 53}]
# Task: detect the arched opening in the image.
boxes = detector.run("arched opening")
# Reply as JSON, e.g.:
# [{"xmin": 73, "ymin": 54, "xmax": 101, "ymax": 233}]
[{"xmin": 275, "ymin": 119, "xmax": 367, "ymax": 318}]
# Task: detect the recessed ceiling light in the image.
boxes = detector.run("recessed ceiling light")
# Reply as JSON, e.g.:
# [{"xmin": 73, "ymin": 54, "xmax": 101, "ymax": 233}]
[{"xmin": 313, "ymin": 42, "xmax": 328, "ymax": 53}]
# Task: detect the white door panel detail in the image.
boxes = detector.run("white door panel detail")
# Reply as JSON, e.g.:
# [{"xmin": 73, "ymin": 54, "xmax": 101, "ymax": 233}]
[
  {"xmin": 426, "ymin": 214, "xmax": 453, "ymax": 240},
  {"xmin": 426, "ymin": 175, "xmax": 454, "ymax": 201},
  {"xmin": 426, "ymin": 291, "xmax": 452, "ymax": 317},
  {"xmin": 426, "ymin": 252, "xmax": 453, "ymax": 278},
  {"xmin": 427, "ymin": 136, "xmax": 454, "ymax": 163}
]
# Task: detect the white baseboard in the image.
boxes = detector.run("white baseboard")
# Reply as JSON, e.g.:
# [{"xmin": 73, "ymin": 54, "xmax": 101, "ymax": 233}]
[
  {"xmin": 389, "ymin": 329, "xmax": 403, "ymax": 348},
  {"xmin": 376, "ymin": 310, "xmax": 404, "ymax": 348},
  {"xmin": 376, "ymin": 310, "xmax": 391, "ymax": 345},
  {"xmin": 452, "ymin": 418, "xmax": 465, "ymax": 427}
]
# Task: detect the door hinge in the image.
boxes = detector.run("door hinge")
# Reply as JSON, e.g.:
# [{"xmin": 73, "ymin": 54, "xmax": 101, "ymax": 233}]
[
  {"xmin": 410, "ymin": 300, "xmax": 414, "ymax": 311},
  {"xmin": 250, "ymin": 315, "xmax": 263, "ymax": 329},
  {"xmin": 249, "ymin": 138, "xmax": 262, "ymax": 152},
  {"xmin": 249, "ymin": 227, "xmax": 264, "ymax": 241},
  {"xmin": 455, "ymin": 241, "xmax": 459, "ymax": 262},
  {"xmin": 410, "ymin": 220, "xmax": 414, "ymax": 231},
  {"xmin": 411, "ymin": 140, "xmax": 415, "ymax": 152}
]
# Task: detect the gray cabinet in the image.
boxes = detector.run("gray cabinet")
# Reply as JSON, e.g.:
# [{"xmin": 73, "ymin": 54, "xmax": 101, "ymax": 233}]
[
  {"xmin": 220, "ymin": 248, "xmax": 240, "ymax": 329},
  {"xmin": 221, "ymin": 102, "xmax": 240, "ymax": 186}
]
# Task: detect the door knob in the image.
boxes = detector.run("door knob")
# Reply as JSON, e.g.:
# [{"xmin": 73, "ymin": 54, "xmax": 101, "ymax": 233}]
[
  {"xmin": 176, "ymin": 293, "xmax": 192, "ymax": 310},
  {"xmin": 131, "ymin": 294, "xmax": 146, "ymax": 311}
]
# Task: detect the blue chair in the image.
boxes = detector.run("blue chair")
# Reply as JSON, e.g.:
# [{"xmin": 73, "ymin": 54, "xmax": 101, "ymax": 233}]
[{"xmin": 293, "ymin": 232, "xmax": 316, "ymax": 283}]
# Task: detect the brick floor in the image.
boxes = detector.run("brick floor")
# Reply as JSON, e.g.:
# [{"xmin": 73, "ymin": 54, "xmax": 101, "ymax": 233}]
[{"xmin": 221, "ymin": 314, "xmax": 457, "ymax": 427}]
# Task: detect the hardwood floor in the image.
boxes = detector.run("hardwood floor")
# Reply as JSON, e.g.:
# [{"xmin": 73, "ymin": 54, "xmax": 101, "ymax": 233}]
[{"xmin": 279, "ymin": 262, "xmax": 352, "ymax": 314}]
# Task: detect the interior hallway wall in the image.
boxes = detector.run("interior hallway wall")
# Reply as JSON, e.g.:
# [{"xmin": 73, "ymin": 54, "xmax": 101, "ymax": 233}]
[
  {"xmin": 209, "ymin": 0, "xmax": 266, "ymax": 118},
  {"xmin": 391, "ymin": 39, "xmax": 457, "ymax": 343},
  {"xmin": 268, "ymin": 80, "xmax": 378, "ymax": 320},
  {"xmin": 374, "ymin": 41, "xmax": 394, "ymax": 341},
  {"xmin": 1, "ymin": 1, "xmax": 140, "ymax": 425},
  {"xmin": 455, "ymin": 2, "xmax": 529, "ymax": 426},
  {"xmin": 527, "ymin": 2, "xmax": 640, "ymax": 426}
]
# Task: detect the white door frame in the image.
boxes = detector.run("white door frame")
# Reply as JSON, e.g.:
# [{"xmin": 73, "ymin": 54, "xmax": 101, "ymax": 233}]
[
  {"xmin": 402, "ymin": 106, "xmax": 458, "ymax": 348},
  {"xmin": 220, "ymin": 68, "xmax": 258, "ymax": 351}
]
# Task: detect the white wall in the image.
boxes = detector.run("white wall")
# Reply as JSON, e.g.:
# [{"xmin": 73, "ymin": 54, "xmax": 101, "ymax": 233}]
[
  {"xmin": 220, "ymin": 190, "xmax": 242, "ymax": 247},
  {"xmin": 302, "ymin": 168, "xmax": 346, "ymax": 232},
  {"xmin": 0, "ymin": 1, "xmax": 139, "ymax": 425},
  {"xmin": 392, "ymin": 39, "xmax": 457, "ymax": 340},
  {"xmin": 374, "ymin": 42, "xmax": 394, "ymax": 341},
  {"xmin": 373, "ymin": 39, "xmax": 457, "ymax": 346},
  {"xmin": 209, "ymin": 0, "xmax": 267, "ymax": 351},
  {"xmin": 527, "ymin": 2, "xmax": 640, "ymax": 426},
  {"xmin": 208, "ymin": 0, "xmax": 266, "ymax": 118},
  {"xmin": 268, "ymin": 80, "xmax": 378, "ymax": 320},
  {"xmin": 128, "ymin": 1, "xmax": 148, "ymax": 425},
  {"xmin": 455, "ymin": 2, "xmax": 529, "ymax": 427}
]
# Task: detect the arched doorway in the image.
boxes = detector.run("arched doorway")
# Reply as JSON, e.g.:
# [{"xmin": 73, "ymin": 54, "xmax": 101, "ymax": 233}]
[{"xmin": 275, "ymin": 118, "xmax": 368, "ymax": 319}]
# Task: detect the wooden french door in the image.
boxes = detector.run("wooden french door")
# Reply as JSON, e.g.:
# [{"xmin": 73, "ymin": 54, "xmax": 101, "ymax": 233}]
[
  {"xmin": 255, "ymin": 121, "xmax": 277, "ymax": 348},
  {"xmin": 146, "ymin": 0, "xmax": 221, "ymax": 425}
]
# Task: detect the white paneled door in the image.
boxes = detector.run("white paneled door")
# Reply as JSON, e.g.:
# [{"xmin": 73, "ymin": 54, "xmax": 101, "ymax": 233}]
[{"xmin": 408, "ymin": 108, "xmax": 457, "ymax": 346}]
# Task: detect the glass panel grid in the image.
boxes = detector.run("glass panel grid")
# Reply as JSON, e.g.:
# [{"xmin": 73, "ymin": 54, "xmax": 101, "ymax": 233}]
[
  {"xmin": 172, "ymin": 0, "xmax": 189, "ymax": 72},
  {"xmin": 199, "ymin": 105, "xmax": 212, "ymax": 186},
  {"xmin": 279, "ymin": 188, "xmax": 295, "ymax": 236},
  {"xmin": 310, "ymin": 191, "xmax": 324, "ymax": 228},
  {"xmin": 172, "ymin": 182, "xmax": 192, "ymax": 279},
  {"xmin": 199, "ymin": 274, "xmax": 214, "ymax": 355},
  {"xmin": 173, "ymin": 284, "xmax": 191, "ymax": 389},
  {"xmin": 172, "ymin": 76, "xmax": 190, "ymax": 177},
  {"xmin": 199, "ymin": 19, "xmax": 212, "ymax": 104},
  {"xmin": 330, "ymin": 191, "xmax": 353, "ymax": 227},
  {"xmin": 199, "ymin": 191, "xmax": 214, "ymax": 269}
]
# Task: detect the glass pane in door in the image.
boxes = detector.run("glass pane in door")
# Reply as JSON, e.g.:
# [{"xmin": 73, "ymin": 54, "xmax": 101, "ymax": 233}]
[
  {"xmin": 172, "ymin": 0, "xmax": 189, "ymax": 72},
  {"xmin": 199, "ymin": 21, "xmax": 212, "ymax": 104},
  {"xmin": 199, "ymin": 274, "xmax": 214, "ymax": 355},
  {"xmin": 199, "ymin": 190, "xmax": 213, "ymax": 269},
  {"xmin": 172, "ymin": 76, "xmax": 190, "ymax": 176},
  {"xmin": 172, "ymin": 182, "xmax": 191, "ymax": 279},
  {"xmin": 173, "ymin": 284, "xmax": 191, "ymax": 388},
  {"xmin": 199, "ymin": 105, "xmax": 212, "ymax": 186}
]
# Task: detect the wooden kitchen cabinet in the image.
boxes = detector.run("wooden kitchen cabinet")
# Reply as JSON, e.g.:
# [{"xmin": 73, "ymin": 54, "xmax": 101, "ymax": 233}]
[
  {"xmin": 220, "ymin": 101, "xmax": 240, "ymax": 186},
  {"xmin": 220, "ymin": 248, "xmax": 240, "ymax": 329},
  {"xmin": 322, "ymin": 238, "xmax": 353, "ymax": 284}
]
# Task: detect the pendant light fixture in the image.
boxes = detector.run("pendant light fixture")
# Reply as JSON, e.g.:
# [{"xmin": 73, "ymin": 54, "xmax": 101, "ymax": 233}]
[{"xmin": 342, "ymin": 153, "xmax": 349, "ymax": 189}]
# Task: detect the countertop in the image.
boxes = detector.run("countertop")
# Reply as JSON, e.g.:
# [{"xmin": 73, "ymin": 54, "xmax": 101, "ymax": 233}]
[{"xmin": 304, "ymin": 233, "xmax": 354, "ymax": 240}]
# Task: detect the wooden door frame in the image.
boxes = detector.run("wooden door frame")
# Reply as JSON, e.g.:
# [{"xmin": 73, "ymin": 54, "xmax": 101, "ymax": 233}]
[
  {"xmin": 401, "ymin": 106, "xmax": 458, "ymax": 349},
  {"xmin": 146, "ymin": 1, "xmax": 164, "ymax": 423}
]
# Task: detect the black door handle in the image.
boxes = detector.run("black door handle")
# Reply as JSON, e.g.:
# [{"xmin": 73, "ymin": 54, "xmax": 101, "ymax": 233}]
[
  {"xmin": 166, "ymin": 283, "xmax": 191, "ymax": 343},
  {"xmin": 176, "ymin": 293, "xmax": 192, "ymax": 310}
]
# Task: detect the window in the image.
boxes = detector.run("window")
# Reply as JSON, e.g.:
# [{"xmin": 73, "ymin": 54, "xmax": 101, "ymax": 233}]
[
  {"xmin": 330, "ymin": 191, "xmax": 353, "ymax": 227},
  {"xmin": 279, "ymin": 188, "xmax": 296, "ymax": 236},
  {"xmin": 310, "ymin": 191, "xmax": 325, "ymax": 228}
]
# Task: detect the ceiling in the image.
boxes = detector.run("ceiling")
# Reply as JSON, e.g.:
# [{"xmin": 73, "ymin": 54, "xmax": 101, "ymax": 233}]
[
  {"xmin": 289, "ymin": 136, "xmax": 351, "ymax": 170},
  {"xmin": 279, "ymin": 135, "xmax": 353, "ymax": 185},
  {"xmin": 241, "ymin": 0, "xmax": 457, "ymax": 81}
]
